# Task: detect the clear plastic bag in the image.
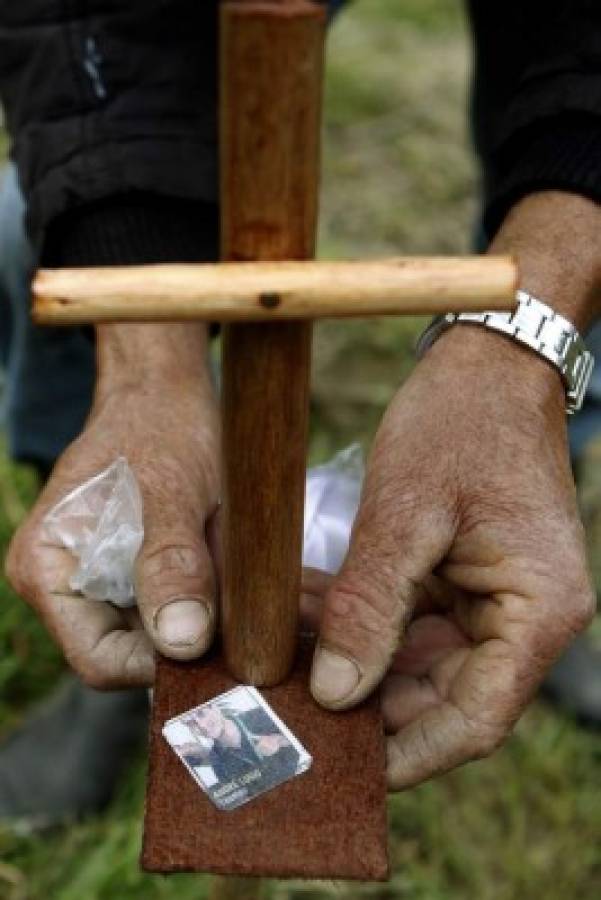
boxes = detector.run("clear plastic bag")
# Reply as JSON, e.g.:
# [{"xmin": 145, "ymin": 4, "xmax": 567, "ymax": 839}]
[
  {"xmin": 42, "ymin": 457, "xmax": 143, "ymax": 607},
  {"xmin": 43, "ymin": 444, "xmax": 364, "ymax": 607}
]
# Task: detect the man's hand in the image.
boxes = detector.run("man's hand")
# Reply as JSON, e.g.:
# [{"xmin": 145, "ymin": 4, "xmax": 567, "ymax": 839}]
[
  {"xmin": 6, "ymin": 324, "xmax": 220, "ymax": 689},
  {"xmin": 310, "ymin": 192, "xmax": 600, "ymax": 789}
]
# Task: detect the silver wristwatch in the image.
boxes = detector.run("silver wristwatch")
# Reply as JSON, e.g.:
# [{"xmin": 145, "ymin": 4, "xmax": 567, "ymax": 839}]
[{"xmin": 416, "ymin": 290, "xmax": 594, "ymax": 414}]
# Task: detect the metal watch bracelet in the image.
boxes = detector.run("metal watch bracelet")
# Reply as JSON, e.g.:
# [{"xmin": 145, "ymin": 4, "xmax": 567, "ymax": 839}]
[{"xmin": 416, "ymin": 290, "xmax": 595, "ymax": 414}]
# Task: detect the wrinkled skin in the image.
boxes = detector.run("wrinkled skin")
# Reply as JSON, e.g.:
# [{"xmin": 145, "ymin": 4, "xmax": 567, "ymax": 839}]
[
  {"xmin": 6, "ymin": 192, "xmax": 600, "ymax": 788},
  {"xmin": 7, "ymin": 324, "xmax": 221, "ymax": 689},
  {"xmin": 304, "ymin": 324, "xmax": 595, "ymax": 788},
  {"xmin": 308, "ymin": 192, "xmax": 600, "ymax": 787}
]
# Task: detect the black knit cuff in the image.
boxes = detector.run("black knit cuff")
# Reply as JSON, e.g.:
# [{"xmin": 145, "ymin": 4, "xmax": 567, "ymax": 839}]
[
  {"xmin": 483, "ymin": 115, "xmax": 601, "ymax": 241},
  {"xmin": 41, "ymin": 193, "xmax": 219, "ymax": 267}
]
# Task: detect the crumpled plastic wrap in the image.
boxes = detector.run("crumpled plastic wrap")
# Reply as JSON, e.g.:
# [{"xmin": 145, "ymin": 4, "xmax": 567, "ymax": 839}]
[
  {"xmin": 42, "ymin": 457, "xmax": 143, "ymax": 608},
  {"xmin": 302, "ymin": 443, "xmax": 363, "ymax": 574},
  {"xmin": 43, "ymin": 445, "xmax": 364, "ymax": 607}
]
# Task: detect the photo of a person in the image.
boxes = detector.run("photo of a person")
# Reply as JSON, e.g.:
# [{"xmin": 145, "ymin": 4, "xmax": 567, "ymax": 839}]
[{"xmin": 163, "ymin": 687, "xmax": 310, "ymax": 810}]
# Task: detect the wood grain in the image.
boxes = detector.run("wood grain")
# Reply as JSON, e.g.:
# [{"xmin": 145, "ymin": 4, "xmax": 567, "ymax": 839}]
[
  {"xmin": 142, "ymin": 2, "xmax": 390, "ymax": 881},
  {"xmin": 32, "ymin": 256, "xmax": 518, "ymax": 324},
  {"xmin": 220, "ymin": 0, "xmax": 325, "ymax": 684}
]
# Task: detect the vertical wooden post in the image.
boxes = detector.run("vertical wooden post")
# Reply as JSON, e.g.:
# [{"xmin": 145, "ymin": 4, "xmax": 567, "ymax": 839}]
[
  {"xmin": 220, "ymin": 1, "xmax": 326, "ymax": 685},
  {"xmin": 144, "ymin": 4, "xmax": 387, "ymax": 881}
]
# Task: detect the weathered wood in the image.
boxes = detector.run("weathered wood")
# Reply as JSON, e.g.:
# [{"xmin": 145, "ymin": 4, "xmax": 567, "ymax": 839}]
[
  {"xmin": 220, "ymin": 0, "xmax": 325, "ymax": 684},
  {"xmin": 142, "ymin": 0, "xmax": 391, "ymax": 882},
  {"xmin": 32, "ymin": 256, "xmax": 518, "ymax": 324}
]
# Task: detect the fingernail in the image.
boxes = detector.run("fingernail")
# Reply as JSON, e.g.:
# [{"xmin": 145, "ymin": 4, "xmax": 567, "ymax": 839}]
[
  {"xmin": 311, "ymin": 648, "xmax": 360, "ymax": 705},
  {"xmin": 155, "ymin": 599, "xmax": 210, "ymax": 647}
]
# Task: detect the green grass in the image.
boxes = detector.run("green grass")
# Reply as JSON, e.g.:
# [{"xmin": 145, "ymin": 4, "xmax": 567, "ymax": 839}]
[
  {"xmin": 1, "ymin": 1, "xmax": 600, "ymax": 898},
  {"xmin": 0, "ymin": 457, "xmax": 58, "ymax": 731}
]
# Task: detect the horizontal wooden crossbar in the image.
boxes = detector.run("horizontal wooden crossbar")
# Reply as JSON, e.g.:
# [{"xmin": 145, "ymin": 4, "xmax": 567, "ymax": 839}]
[{"xmin": 32, "ymin": 257, "xmax": 517, "ymax": 324}]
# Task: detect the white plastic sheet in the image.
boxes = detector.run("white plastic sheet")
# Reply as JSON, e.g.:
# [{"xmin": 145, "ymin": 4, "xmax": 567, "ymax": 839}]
[
  {"xmin": 302, "ymin": 443, "xmax": 363, "ymax": 574},
  {"xmin": 43, "ymin": 445, "xmax": 364, "ymax": 606}
]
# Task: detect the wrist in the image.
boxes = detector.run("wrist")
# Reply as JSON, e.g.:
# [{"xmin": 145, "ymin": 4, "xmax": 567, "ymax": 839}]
[
  {"xmin": 427, "ymin": 324, "xmax": 566, "ymax": 419},
  {"xmin": 420, "ymin": 191, "xmax": 601, "ymax": 417},
  {"xmin": 96, "ymin": 323, "xmax": 214, "ymax": 394},
  {"xmin": 488, "ymin": 191, "xmax": 601, "ymax": 331}
]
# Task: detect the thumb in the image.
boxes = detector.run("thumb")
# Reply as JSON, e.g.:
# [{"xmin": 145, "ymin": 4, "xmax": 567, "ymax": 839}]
[
  {"xmin": 310, "ymin": 491, "xmax": 452, "ymax": 710},
  {"xmin": 135, "ymin": 491, "xmax": 218, "ymax": 661}
]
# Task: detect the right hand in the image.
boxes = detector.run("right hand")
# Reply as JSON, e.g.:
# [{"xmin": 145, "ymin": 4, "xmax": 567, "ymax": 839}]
[
  {"xmin": 6, "ymin": 324, "xmax": 221, "ymax": 689},
  {"xmin": 307, "ymin": 322, "xmax": 594, "ymax": 789}
]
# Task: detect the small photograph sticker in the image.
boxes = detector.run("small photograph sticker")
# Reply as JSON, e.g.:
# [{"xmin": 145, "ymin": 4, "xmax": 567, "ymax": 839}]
[{"xmin": 162, "ymin": 686, "xmax": 312, "ymax": 811}]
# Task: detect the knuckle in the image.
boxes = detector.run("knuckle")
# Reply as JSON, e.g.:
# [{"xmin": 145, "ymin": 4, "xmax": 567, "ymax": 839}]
[
  {"xmin": 528, "ymin": 535, "xmax": 596, "ymax": 642},
  {"xmin": 139, "ymin": 539, "xmax": 206, "ymax": 580},
  {"xmin": 549, "ymin": 567, "xmax": 596, "ymax": 636},
  {"xmin": 567, "ymin": 585, "xmax": 596, "ymax": 633},
  {"xmin": 358, "ymin": 479, "xmax": 421, "ymax": 531},
  {"xmin": 68, "ymin": 629, "xmax": 150, "ymax": 690},
  {"xmin": 470, "ymin": 724, "xmax": 506, "ymax": 761},
  {"xmin": 4, "ymin": 539, "xmax": 21, "ymax": 592},
  {"xmin": 137, "ymin": 538, "xmax": 215, "ymax": 606},
  {"xmin": 456, "ymin": 697, "xmax": 511, "ymax": 762},
  {"xmin": 322, "ymin": 581, "xmax": 401, "ymax": 663},
  {"xmin": 67, "ymin": 635, "xmax": 117, "ymax": 691},
  {"xmin": 358, "ymin": 478, "xmax": 453, "ymax": 553},
  {"xmin": 111, "ymin": 630, "xmax": 152, "ymax": 686},
  {"xmin": 457, "ymin": 707, "xmax": 508, "ymax": 761},
  {"xmin": 72, "ymin": 655, "xmax": 111, "ymax": 691},
  {"xmin": 338, "ymin": 544, "xmax": 419, "ymax": 624},
  {"xmin": 5, "ymin": 528, "xmax": 34, "ymax": 598}
]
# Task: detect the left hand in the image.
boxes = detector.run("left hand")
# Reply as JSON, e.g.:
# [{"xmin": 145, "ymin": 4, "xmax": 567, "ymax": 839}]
[{"xmin": 6, "ymin": 324, "xmax": 220, "ymax": 688}]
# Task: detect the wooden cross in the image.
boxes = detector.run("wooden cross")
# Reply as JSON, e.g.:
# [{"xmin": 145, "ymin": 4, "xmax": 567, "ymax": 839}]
[{"xmin": 32, "ymin": 0, "xmax": 516, "ymax": 885}]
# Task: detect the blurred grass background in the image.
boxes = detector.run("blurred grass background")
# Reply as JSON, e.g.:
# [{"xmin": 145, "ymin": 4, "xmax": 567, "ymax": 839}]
[{"xmin": 0, "ymin": 1, "xmax": 600, "ymax": 898}]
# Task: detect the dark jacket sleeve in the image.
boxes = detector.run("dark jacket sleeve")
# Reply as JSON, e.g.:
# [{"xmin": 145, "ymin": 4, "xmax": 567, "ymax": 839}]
[
  {"xmin": 468, "ymin": 1, "xmax": 601, "ymax": 241},
  {"xmin": 0, "ymin": 0, "xmax": 220, "ymax": 263}
]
